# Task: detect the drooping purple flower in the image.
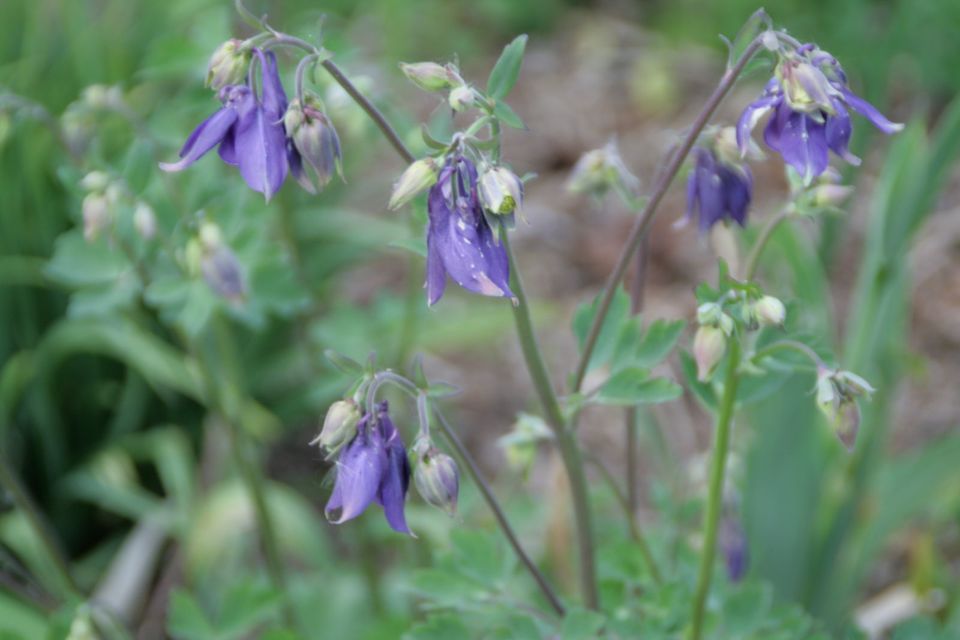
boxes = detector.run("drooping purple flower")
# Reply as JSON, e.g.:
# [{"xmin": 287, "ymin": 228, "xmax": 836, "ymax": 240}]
[
  {"xmin": 324, "ymin": 402, "xmax": 412, "ymax": 534},
  {"xmin": 737, "ymin": 44, "xmax": 902, "ymax": 183},
  {"xmin": 684, "ymin": 145, "xmax": 752, "ymax": 233},
  {"xmin": 426, "ymin": 157, "xmax": 515, "ymax": 306},
  {"xmin": 161, "ymin": 48, "xmax": 306, "ymax": 201}
]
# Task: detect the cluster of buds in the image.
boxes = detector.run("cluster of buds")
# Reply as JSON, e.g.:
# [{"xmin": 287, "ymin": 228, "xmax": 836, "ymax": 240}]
[
  {"xmin": 566, "ymin": 140, "xmax": 640, "ymax": 198},
  {"xmin": 78, "ymin": 171, "xmax": 155, "ymax": 242},
  {"xmin": 284, "ymin": 94, "xmax": 344, "ymax": 193},
  {"xmin": 400, "ymin": 61, "xmax": 477, "ymax": 112},
  {"xmin": 412, "ymin": 437, "xmax": 460, "ymax": 516},
  {"xmin": 815, "ymin": 367, "xmax": 875, "ymax": 450}
]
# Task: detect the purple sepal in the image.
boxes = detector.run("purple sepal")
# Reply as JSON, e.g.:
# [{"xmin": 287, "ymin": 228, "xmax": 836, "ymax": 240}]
[
  {"xmin": 685, "ymin": 148, "xmax": 752, "ymax": 233},
  {"xmin": 324, "ymin": 414, "xmax": 387, "ymax": 525}
]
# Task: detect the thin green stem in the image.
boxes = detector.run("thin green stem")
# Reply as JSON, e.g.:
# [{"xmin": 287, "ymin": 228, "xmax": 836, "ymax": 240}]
[
  {"xmin": 743, "ymin": 209, "xmax": 790, "ymax": 281},
  {"xmin": 432, "ymin": 409, "xmax": 565, "ymax": 616},
  {"xmin": 751, "ymin": 339, "xmax": 825, "ymax": 369},
  {"xmin": 0, "ymin": 449, "xmax": 81, "ymax": 600},
  {"xmin": 501, "ymin": 230, "xmax": 599, "ymax": 610},
  {"xmin": 689, "ymin": 339, "xmax": 742, "ymax": 640},
  {"xmin": 571, "ymin": 38, "xmax": 765, "ymax": 393},
  {"xmin": 583, "ymin": 452, "xmax": 662, "ymax": 585}
]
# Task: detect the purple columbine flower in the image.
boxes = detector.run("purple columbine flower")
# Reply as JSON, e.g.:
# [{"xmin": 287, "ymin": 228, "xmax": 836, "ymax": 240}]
[
  {"xmin": 426, "ymin": 156, "xmax": 515, "ymax": 306},
  {"xmin": 161, "ymin": 48, "xmax": 308, "ymax": 201},
  {"xmin": 684, "ymin": 128, "xmax": 753, "ymax": 233},
  {"xmin": 737, "ymin": 44, "xmax": 902, "ymax": 183},
  {"xmin": 325, "ymin": 401, "xmax": 412, "ymax": 535}
]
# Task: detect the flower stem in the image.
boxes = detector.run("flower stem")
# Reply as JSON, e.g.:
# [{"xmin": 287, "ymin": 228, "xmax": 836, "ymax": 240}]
[
  {"xmin": 625, "ymin": 234, "xmax": 649, "ymax": 518},
  {"xmin": 750, "ymin": 339, "xmax": 825, "ymax": 369},
  {"xmin": 0, "ymin": 449, "xmax": 81, "ymax": 601},
  {"xmin": 689, "ymin": 339, "xmax": 742, "ymax": 640},
  {"xmin": 571, "ymin": 38, "xmax": 765, "ymax": 393},
  {"xmin": 501, "ymin": 231, "xmax": 599, "ymax": 610},
  {"xmin": 432, "ymin": 408, "xmax": 565, "ymax": 616},
  {"xmin": 743, "ymin": 208, "xmax": 790, "ymax": 281}
]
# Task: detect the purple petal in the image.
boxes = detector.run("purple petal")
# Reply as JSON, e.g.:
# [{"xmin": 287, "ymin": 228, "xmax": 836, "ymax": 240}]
[
  {"xmin": 840, "ymin": 88, "xmax": 903, "ymax": 135},
  {"xmin": 324, "ymin": 424, "xmax": 387, "ymax": 525},
  {"xmin": 257, "ymin": 49, "xmax": 288, "ymax": 120},
  {"xmin": 694, "ymin": 151, "xmax": 724, "ymax": 233},
  {"xmin": 159, "ymin": 107, "xmax": 237, "ymax": 172},
  {"xmin": 425, "ymin": 161, "xmax": 514, "ymax": 304},
  {"xmin": 682, "ymin": 168, "xmax": 698, "ymax": 227},
  {"xmin": 736, "ymin": 80, "xmax": 780, "ymax": 156},
  {"xmin": 720, "ymin": 165, "xmax": 751, "ymax": 227},
  {"xmin": 234, "ymin": 98, "xmax": 289, "ymax": 201},
  {"xmin": 765, "ymin": 108, "xmax": 829, "ymax": 183},
  {"xmin": 825, "ymin": 100, "xmax": 861, "ymax": 166},
  {"xmin": 287, "ymin": 141, "xmax": 317, "ymax": 194},
  {"xmin": 376, "ymin": 414, "xmax": 412, "ymax": 535},
  {"xmin": 218, "ymin": 127, "xmax": 238, "ymax": 166}
]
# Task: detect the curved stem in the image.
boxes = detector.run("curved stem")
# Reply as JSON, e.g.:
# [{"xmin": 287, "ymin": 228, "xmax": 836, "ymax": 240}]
[
  {"xmin": 689, "ymin": 339, "xmax": 742, "ymax": 640},
  {"xmin": 0, "ymin": 449, "xmax": 81, "ymax": 600},
  {"xmin": 432, "ymin": 409, "xmax": 565, "ymax": 616},
  {"xmin": 583, "ymin": 452, "xmax": 662, "ymax": 585},
  {"xmin": 571, "ymin": 37, "xmax": 765, "ymax": 393},
  {"xmin": 743, "ymin": 209, "xmax": 790, "ymax": 281},
  {"xmin": 502, "ymin": 231, "xmax": 599, "ymax": 610},
  {"xmin": 751, "ymin": 339, "xmax": 825, "ymax": 368}
]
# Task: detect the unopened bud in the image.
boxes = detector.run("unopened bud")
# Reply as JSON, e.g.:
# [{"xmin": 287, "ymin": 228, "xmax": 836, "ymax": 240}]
[
  {"xmin": 414, "ymin": 448, "xmax": 460, "ymax": 515},
  {"xmin": 811, "ymin": 184, "xmax": 854, "ymax": 208},
  {"xmin": 816, "ymin": 367, "xmax": 871, "ymax": 451},
  {"xmin": 285, "ymin": 96, "xmax": 343, "ymax": 192},
  {"xmin": 80, "ymin": 171, "xmax": 110, "ymax": 192},
  {"xmin": 82, "ymin": 84, "xmax": 123, "ymax": 110},
  {"xmin": 198, "ymin": 221, "xmax": 222, "ymax": 251},
  {"xmin": 448, "ymin": 85, "xmax": 477, "ymax": 112},
  {"xmin": 197, "ymin": 223, "xmax": 245, "ymax": 302},
  {"xmin": 566, "ymin": 140, "xmax": 640, "ymax": 197},
  {"xmin": 694, "ymin": 325, "xmax": 727, "ymax": 381},
  {"xmin": 82, "ymin": 193, "xmax": 111, "ymax": 241},
  {"xmin": 311, "ymin": 400, "xmax": 361, "ymax": 454},
  {"xmin": 478, "ymin": 166, "xmax": 524, "ymax": 216},
  {"xmin": 836, "ymin": 370, "xmax": 875, "ymax": 397},
  {"xmin": 833, "ymin": 400, "xmax": 860, "ymax": 451},
  {"xmin": 133, "ymin": 202, "xmax": 156, "ymax": 240},
  {"xmin": 388, "ymin": 157, "xmax": 440, "ymax": 209},
  {"xmin": 753, "ymin": 295, "xmax": 786, "ymax": 328},
  {"xmin": 400, "ymin": 62, "xmax": 460, "ymax": 92},
  {"xmin": 206, "ymin": 39, "xmax": 251, "ymax": 91}
]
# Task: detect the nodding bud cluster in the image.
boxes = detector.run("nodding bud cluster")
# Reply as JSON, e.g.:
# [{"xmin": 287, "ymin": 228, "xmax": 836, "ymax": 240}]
[
  {"xmin": 693, "ymin": 302, "xmax": 735, "ymax": 381},
  {"xmin": 311, "ymin": 399, "xmax": 361, "ymax": 456},
  {"xmin": 206, "ymin": 39, "xmax": 251, "ymax": 91},
  {"xmin": 388, "ymin": 157, "xmax": 440, "ymax": 209},
  {"xmin": 400, "ymin": 62, "xmax": 462, "ymax": 92},
  {"xmin": 412, "ymin": 441, "xmax": 459, "ymax": 516},
  {"xmin": 478, "ymin": 165, "xmax": 524, "ymax": 217},
  {"xmin": 815, "ymin": 367, "xmax": 875, "ymax": 451},
  {"xmin": 133, "ymin": 202, "xmax": 157, "ymax": 240},
  {"xmin": 284, "ymin": 94, "xmax": 343, "ymax": 193},
  {"xmin": 566, "ymin": 140, "xmax": 640, "ymax": 198},
  {"xmin": 197, "ymin": 222, "xmax": 247, "ymax": 302}
]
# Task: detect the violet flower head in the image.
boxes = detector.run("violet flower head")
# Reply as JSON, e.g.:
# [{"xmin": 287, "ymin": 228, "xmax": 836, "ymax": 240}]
[
  {"xmin": 425, "ymin": 156, "xmax": 515, "ymax": 306},
  {"xmin": 684, "ymin": 129, "xmax": 753, "ymax": 233},
  {"xmin": 325, "ymin": 401, "xmax": 412, "ymax": 535},
  {"xmin": 161, "ymin": 48, "xmax": 306, "ymax": 201},
  {"xmin": 737, "ymin": 44, "xmax": 903, "ymax": 183}
]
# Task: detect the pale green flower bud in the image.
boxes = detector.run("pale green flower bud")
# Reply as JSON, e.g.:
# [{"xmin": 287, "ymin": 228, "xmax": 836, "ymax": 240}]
[
  {"xmin": 133, "ymin": 202, "xmax": 156, "ymax": 240},
  {"xmin": 82, "ymin": 192, "xmax": 111, "ymax": 241},
  {"xmin": 388, "ymin": 157, "xmax": 440, "ymax": 209},
  {"xmin": 566, "ymin": 140, "xmax": 640, "ymax": 197},
  {"xmin": 753, "ymin": 295, "xmax": 786, "ymax": 328},
  {"xmin": 80, "ymin": 171, "xmax": 110, "ymax": 192},
  {"xmin": 414, "ymin": 447, "xmax": 459, "ymax": 515},
  {"xmin": 448, "ymin": 85, "xmax": 477, "ymax": 112},
  {"xmin": 478, "ymin": 166, "xmax": 524, "ymax": 215},
  {"xmin": 694, "ymin": 325, "xmax": 727, "ymax": 381},
  {"xmin": 400, "ymin": 62, "xmax": 461, "ymax": 92},
  {"xmin": 206, "ymin": 39, "xmax": 251, "ymax": 91},
  {"xmin": 811, "ymin": 184, "xmax": 854, "ymax": 208},
  {"xmin": 311, "ymin": 399, "xmax": 362, "ymax": 455},
  {"xmin": 82, "ymin": 84, "xmax": 123, "ymax": 110}
]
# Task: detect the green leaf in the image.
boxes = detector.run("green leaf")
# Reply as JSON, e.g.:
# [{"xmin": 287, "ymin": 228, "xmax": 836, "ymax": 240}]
[
  {"xmin": 594, "ymin": 368, "xmax": 682, "ymax": 406},
  {"xmin": 633, "ymin": 319, "xmax": 685, "ymax": 367},
  {"xmin": 409, "ymin": 569, "xmax": 489, "ymax": 607},
  {"xmin": 123, "ymin": 139, "xmax": 156, "ymax": 195},
  {"xmin": 492, "ymin": 100, "xmax": 526, "ymax": 130},
  {"xmin": 167, "ymin": 590, "xmax": 216, "ymax": 640},
  {"xmin": 486, "ymin": 34, "xmax": 528, "ymax": 100},
  {"xmin": 324, "ymin": 349, "xmax": 364, "ymax": 375},
  {"xmin": 403, "ymin": 614, "xmax": 470, "ymax": 640},
  {"xmin": 561, "ymin": 608, "xmax": 606, "ymax": 640},
  {"xmin": 450, "ymin": 529, "xmax": 513, "ymax": 586},
  {"xmin": 218, "ymin": 581, "xmax": 281, "ymax": 637},
  {"xmin": 389, "ymin": 236, "xmax": 428, "ymax": 258},
  {"xmin": 45, "ymin": 230, "xmax": 131, "ymax": 288},
  {"xmin": 572, "ymin": 289, "xmax": 630, "ymax": 373}
]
